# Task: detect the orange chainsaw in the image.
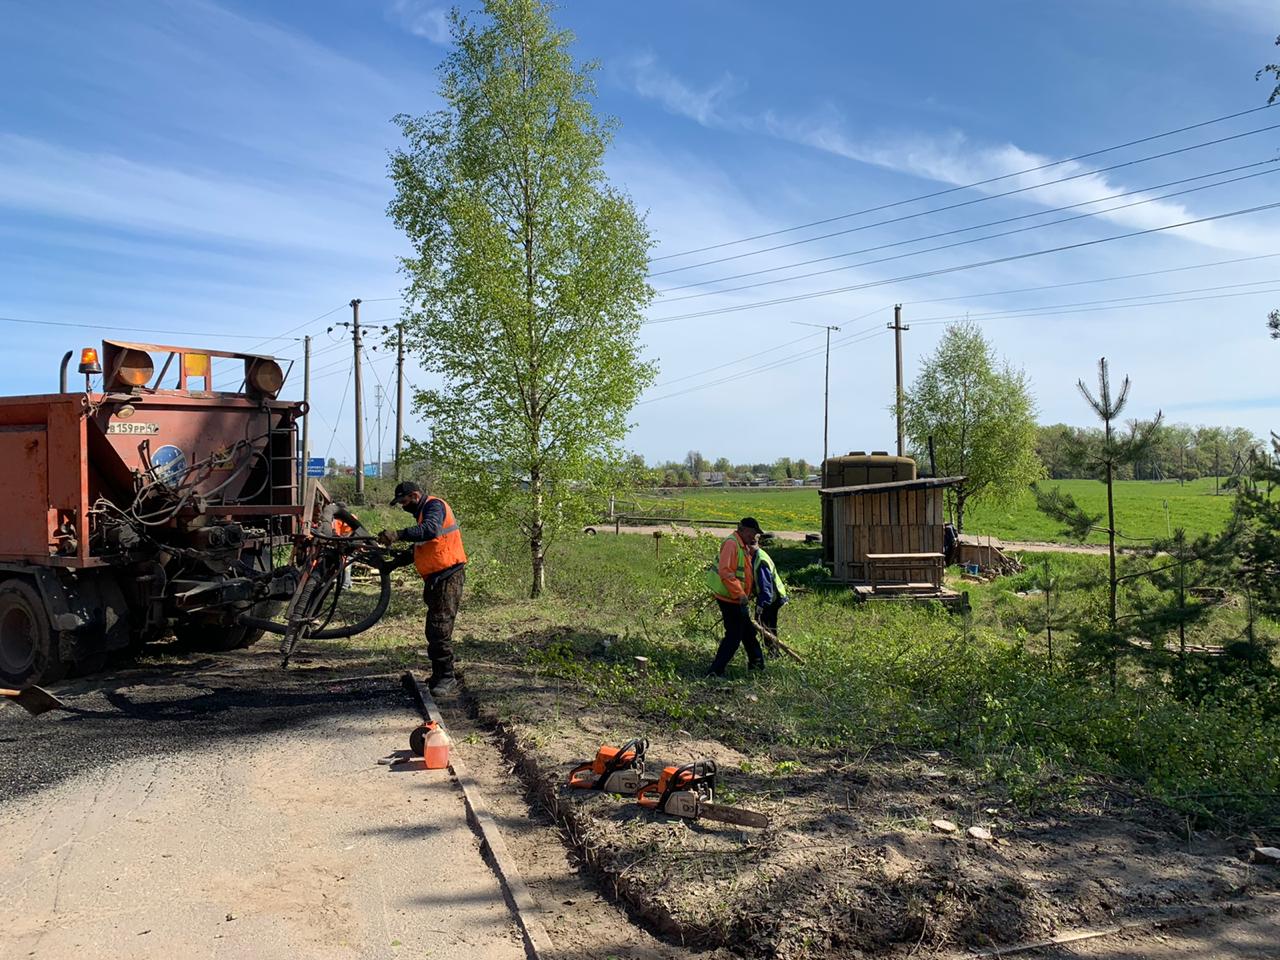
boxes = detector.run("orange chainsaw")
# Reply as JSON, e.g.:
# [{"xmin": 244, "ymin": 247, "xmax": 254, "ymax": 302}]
[
  {"xmin": 567, "ymin": 738, "xmax": 652, "ymax": 794},
  {"xmin": 635, "ymin": 759, "xmax": 769, "ymax": 829}
]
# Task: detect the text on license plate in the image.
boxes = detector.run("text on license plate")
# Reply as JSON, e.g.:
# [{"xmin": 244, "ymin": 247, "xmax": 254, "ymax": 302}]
[{"xmin": 106, "ymin": 421, "xmax": 161, "ymax": 435}]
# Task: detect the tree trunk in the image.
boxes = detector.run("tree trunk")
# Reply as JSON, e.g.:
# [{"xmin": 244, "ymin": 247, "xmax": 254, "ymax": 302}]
[
  {"xmin": 529, "ymin": 466, "xmax": 545, "ymax": 598},
  {"xmin": 955, "ymin": 492, "xmax": 966, "ymax": 536},
  {"xmin": 1105, "ymin": 455, "xmax": 1118, "ymax": 691}
]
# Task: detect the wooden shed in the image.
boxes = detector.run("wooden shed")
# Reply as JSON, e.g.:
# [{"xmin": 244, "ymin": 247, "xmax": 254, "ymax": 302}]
[{"xmin": 821, "ymin": 476, "xmax": 963, "ymax": 590}]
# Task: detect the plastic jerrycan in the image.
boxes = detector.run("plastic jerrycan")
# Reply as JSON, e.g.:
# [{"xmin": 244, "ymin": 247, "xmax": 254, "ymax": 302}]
[{"xmin": 422, "ymin": 721, "xmax": 451, "ymax": 769}]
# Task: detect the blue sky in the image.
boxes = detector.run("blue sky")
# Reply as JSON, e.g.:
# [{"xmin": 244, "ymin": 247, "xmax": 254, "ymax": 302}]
[{"xmin": 1, "ymin": 0, "xmax": 1277, "ymax": 465}]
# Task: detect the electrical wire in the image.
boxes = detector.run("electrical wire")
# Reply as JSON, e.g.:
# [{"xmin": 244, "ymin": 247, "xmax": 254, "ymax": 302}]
[
  {"xmin": 642, "ymin": 199, "xmax": 1280, "ymax": 325},
  {"xmin": 649, "ymin": 102, "xmax": 1278, "ymax": 263},
  {"xmin": 324, "ymin": 363, "xmax": 355, "ymax": 461},
  {"xmin": 0, "ymin": 314, "xmax": 303, "ymax": 340},
  {"xmin": 655, "ymin": 160, "xmax": 1280, "ymax": 296},
  {"xmin": 650, "ymin": 123, "xmax": 1280, "ymax": 278},
  {"xmin": 650, "ymin": 302, "xmax": 889, "ymax": 389},
  {"xmin": 894, "ymin": 251, "xmax": 1280, "ymax": 307},
  {"xmin": 639, "ymin": 327, "xmax": 890, "ymax": 405}
]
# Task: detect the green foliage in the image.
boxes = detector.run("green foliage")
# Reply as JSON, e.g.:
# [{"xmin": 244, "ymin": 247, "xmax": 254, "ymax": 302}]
[
  {"xmin": 1031, "ymin": 483, "xmax": 1102, "ymax": 541},
  {"xmin": 1258, "ymin": 32, "xmax": 1280, "ymax": 103},
  {"xmin": 902, "ymin": 322, "xmax": 1042, "ymax": 532},
  {"xmin": 625, "ymin": 480, "xmax": 1237, "ymax": 543},
  {"xmin": 497, "ymin": 536, "xmax": 1280, "ymax": 823},
  {"xmin": 388, "ymin": 0, "xmax": 655, "ymax": 596}
]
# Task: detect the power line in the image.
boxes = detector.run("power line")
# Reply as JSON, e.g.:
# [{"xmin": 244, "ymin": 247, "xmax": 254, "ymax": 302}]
[
  {"xmin": 657, "ymin": 166, "xmax": 1280, "ymax": 304},
  {"xmin": 655, "ymin": 159, "xmax": 1280, "ymax": 296},
  {"xmin": 324, "ymin": 363, "xmax": 355, "ymax": 461},
  {"xmin": 649, "ymin": 102, "xmax": 1278, "ymax": 263},
  {"xmin": 639, "ymin": 327, "xmax": 890, "ymax": 405},
  {"xmin": 640, "ymin": 280, "xmax": 1280, "ymax": 405},
  {"xmin": 651, "ymin": 303, "xmax": 888, "ymax": 389},
  {"xmin": 649, "ymin": 122, "xmax": 1280, "ymax": 278},
  {"xmin": 895, "ymin": 251, "xmax": 1280, "ymax": 307},
  {"xmin": 909, "ymin": 284, "xmax": 1280, "ymax": 327},
  {"xmin": 642, "ymin": 199, "xmax": 1280, "ymax": 325},
  {"xmin": 0, "ymin": 315, "xmax": 303, "ymax": 341}
]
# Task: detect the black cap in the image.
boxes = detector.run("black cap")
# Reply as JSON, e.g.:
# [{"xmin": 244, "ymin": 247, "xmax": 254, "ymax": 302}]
[
  {"xmin": 739, "ymin": 517, "xmax": 763, "ymax": 534},
  {"xmin": 390, "ymin": 480, "xmax": 421, "ymax": 505}
]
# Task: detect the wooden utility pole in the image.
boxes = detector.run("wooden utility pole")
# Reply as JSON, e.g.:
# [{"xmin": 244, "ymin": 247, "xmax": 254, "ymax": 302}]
[
  {"xmin": 791, "ymin": 321, "xmax": 840, "ymax": 467},
  {"xmin": 394, "ymin": 326, "xmax": 405, "ymax": 481},
  {"xmin": 888, "ymin": 304, "xmax": 909, "ymax": 457},
  {"xmin": 375, "ymin": 385, "xmax": 384, "ymax": 479},
  {"xmin": 351, "ymin": 298, "xmax": 365, "ymax": 503},
  {"xmin": 301, "ymin": 334, "xmax": 311, "ymax": 488}
]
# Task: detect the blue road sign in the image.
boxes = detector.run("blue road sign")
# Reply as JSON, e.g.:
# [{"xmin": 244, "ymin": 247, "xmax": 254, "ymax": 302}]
[
  {"xmin": 306, "ymin": 457, "xmax": 325, "ymax": 478},
  {"xmin": 364, "ymin": 463, "xmax": 378, "ymax": 477}
]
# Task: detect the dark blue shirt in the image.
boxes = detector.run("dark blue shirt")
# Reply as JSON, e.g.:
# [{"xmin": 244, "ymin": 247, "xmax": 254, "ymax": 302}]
[
  {"xmin": 398, "ymin": 497, "xmax": 447, "ymax": 542},
  {"xmin": 398, "ymin": 497, "xmax": 465, "ymax": 587}
]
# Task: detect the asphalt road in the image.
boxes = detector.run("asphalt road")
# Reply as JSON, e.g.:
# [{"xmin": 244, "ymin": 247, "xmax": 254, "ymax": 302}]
[{"xmin": 0, "ymin": 648, "xmax": 526, "ymax": 959}]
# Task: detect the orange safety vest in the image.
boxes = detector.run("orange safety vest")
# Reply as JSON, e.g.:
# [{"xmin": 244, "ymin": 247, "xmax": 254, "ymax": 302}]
[{"xmin": 413, "ymin": 496, "xmax": 467, "ymax": 578}]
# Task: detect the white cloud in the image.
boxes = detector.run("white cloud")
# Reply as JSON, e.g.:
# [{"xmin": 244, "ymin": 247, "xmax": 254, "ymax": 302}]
[
  {"xmin": 387, "ymin": 0, "xmax": 451, "ymax": 44},
  {"xmin": 620, "ymin": 54, "xmax": 744, "ymax": 126},
  {"xmin": 764, "ymin": 115, "xmax": 1277, "ymax": 252}
]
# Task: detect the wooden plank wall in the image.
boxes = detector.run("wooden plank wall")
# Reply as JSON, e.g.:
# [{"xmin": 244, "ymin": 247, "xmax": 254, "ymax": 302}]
[{"xmin": 832, "ymin": 487, "xmax": 945, "ymax": 586}]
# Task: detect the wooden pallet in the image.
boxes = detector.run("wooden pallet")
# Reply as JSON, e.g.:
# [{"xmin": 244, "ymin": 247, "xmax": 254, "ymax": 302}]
[{"xmin": 852, "ymin": 583, "xmax": 970, "ymax": 611}]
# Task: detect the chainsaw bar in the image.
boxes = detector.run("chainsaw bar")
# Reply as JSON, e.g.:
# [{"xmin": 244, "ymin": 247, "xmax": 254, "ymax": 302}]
[{"xmin": 698, "ymin": 801, "xmax": 770, "ymax": 829}]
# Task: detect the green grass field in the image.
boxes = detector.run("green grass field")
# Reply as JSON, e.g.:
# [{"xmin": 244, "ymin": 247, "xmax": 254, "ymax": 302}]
[{"xmin": 632, "ymin": 477, "xmax": 1238, "ymax": 543}]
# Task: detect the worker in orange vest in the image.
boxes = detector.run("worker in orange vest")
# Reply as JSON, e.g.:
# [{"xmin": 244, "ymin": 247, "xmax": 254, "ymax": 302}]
[
  {"xmin": 379, "ymin": 481, "xmax": 468, "ymax": 697},
  {"xmin": 703, "ymin": 517, "xmax": 764, "ymax": 677}
]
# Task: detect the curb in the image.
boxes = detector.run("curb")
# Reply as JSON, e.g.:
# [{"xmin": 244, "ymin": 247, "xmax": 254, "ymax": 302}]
[{"xmin": 401, "ymin": 672, "xmax": 553, "ymax": 960}]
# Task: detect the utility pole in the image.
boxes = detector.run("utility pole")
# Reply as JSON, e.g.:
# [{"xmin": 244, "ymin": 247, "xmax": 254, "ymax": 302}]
[
  {"xmin": 888, "ymin": 304, "xmax": 909, "ymax": 458},
  {"xmin": 791, "ymin": 321, "xmax": 840, "ymax": 467},
  {"xmin": 375, "ymin": 385, "xmax": 384, "ymax": 479},
  {"xmin": 1214, "ymin": 440, "xmax": 1221, "ymax": 496},
  {"xmin": 394, "ymin": 326, "xmax": 405, "ymax": 481},
  {"xmin": 301, "ymin": 334, "xmax": 311, "ymax": 489},
  {"xmin": 351, "ymin": 298, "xmax": 364, "ymax": 503}
]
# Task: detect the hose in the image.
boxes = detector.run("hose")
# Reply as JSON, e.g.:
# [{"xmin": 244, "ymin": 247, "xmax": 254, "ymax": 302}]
[{"xmin": 240, "ymin": 558, "xmax": 394, "ymax": 640}]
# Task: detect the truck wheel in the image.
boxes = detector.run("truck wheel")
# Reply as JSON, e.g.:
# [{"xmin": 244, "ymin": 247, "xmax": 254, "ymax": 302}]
[{"xmin": 0, "ymin": 578, "xmax": 66, "ymax": 686}]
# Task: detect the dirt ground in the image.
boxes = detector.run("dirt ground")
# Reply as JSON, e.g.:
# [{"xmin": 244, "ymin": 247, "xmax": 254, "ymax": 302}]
[{"xmin": 453, "ymin": 626, "xmax": 1280, "ymax": 959}]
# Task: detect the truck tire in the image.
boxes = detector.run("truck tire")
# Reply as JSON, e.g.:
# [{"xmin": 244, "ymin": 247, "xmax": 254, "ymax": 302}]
[{"xmin": 0, "ymin": 578, "xmax": 66, "ymax": 686}]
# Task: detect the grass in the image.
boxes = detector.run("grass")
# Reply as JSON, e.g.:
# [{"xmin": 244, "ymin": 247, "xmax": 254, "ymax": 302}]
[
  {"xmin": 631, "ymin": 477, "xmax": 1238, "ymax": 543},
  {"xmin": 324, "ymin": 506, "xmax": 1280, "ymax": 826}
]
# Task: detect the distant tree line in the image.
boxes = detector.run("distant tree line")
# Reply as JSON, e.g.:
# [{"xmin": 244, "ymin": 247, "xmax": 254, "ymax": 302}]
[
  {"xmin": 1036, "ymin": 422, "xmax": 1267, "ymax": 482},
  {"xmin": 626, "ymin": 451, "xmax": 817, "ymax": 488}
]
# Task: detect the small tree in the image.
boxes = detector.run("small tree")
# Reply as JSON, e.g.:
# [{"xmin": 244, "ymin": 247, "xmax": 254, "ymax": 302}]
[
  {"xmin": 1036, "ymin": 359, "xmax": 1163, "ymax": 688},
  {"xmin": 902, "ymin": 322, "xmax": 1041, "ymax": 533},
  {"xmin": 388, "ymin": 0, "xmax": 655, "ymax": 596},
  {"xmin": 1268, "ymin": 308, "xmax": 1279, "ymax": 340}
]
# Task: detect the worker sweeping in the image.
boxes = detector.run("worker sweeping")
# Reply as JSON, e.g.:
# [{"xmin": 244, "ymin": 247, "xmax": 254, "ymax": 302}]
[
  {"xmin": 704, "ymin": 517, "xmax": 765, "ymax": 677},
  {"xmin": 752, "ymin": 543, "xmax": 788, "ymax": 652},
  {"xmin": 379, "ymin": 481, "xmax": 467, "ymax": 697}
]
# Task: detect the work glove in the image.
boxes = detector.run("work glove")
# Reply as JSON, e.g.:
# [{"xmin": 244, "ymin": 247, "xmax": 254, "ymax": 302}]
[
  {"xmin": 739, "ymin": 597, "xmax": 750, "ymax": 611},
  {"xmin": 378, "ymin": 529, "xmax": 399, "ymax": 546}
]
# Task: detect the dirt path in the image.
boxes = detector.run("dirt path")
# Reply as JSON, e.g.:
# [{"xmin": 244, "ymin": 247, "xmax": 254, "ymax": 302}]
[
  {"xmin": 0, "ymin": 658, "xmax": 524, "ymax": 959},
  {"xmin": 600, "ymin": 522, "xmax": 1112, "ymax": 555}
]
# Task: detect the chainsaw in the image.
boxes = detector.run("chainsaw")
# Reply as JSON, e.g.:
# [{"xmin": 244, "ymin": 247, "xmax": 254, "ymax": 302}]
[
  {"xmin": 567, "ymin": 738, "xmax": 652, "ymax": 794},
  {"xmin": 635, "ymin": 758, "xmax": 769, "ymax": 829}
]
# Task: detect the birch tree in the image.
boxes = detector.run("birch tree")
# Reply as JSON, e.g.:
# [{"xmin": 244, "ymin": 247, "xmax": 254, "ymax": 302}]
[{"xmin": 388, "ymin": 0, "xmax": 655, "ymax": 596}]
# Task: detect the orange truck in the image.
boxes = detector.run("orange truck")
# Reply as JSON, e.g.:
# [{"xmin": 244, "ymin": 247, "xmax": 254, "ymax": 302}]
[{"xmin": 0, "ymin": 340, "xmax": 307, "ymax": 685}]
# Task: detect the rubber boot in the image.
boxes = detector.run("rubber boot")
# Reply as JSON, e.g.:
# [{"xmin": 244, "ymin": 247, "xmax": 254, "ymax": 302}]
[{"xmin": 429, "ymin": 659, "xmax": 458, "ymax": 698}]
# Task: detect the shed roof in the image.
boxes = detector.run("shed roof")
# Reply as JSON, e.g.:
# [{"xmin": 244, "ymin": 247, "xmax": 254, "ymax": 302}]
[{"xmin": 819, "ymin": 476, "xmax": 964, "ymax": 497}]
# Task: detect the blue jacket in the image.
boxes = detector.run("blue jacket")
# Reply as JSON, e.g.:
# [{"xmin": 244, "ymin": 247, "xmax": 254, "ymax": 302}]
[{"xmin": 753, "ymin": 550, "xmax": 788, "ymax": 610}]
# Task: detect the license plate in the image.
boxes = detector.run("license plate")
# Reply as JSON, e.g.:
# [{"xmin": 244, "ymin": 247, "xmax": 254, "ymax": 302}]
[{"xmin": 107, "ymin": 421, "xmax": 161, "ymax": 435}]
